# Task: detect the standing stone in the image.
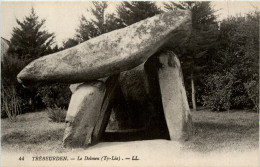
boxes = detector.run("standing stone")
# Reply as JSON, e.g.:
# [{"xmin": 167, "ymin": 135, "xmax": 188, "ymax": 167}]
[
  {"xmin": 92, "ymin": 75, "xmax": 119, "ymax": 143},
  {"xmin": 158, "ymin": 51, "xmax": 193, "ymax": 141},
  {"xmin": 63, "ymin": 81, "xmax": 106, "ymax": 147},
  {"xmin": 63, "ymin": 75, "xmax": 119, "ymax": 147}
]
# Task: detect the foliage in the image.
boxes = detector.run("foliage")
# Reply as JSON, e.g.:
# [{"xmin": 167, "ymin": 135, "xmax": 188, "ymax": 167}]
[
  {"xmin": 208, "ymin": 11, "xmax": 259, "ymax": 111},
  {"xmin": 1, "ymin": 54, "xmax": 26, "ymax": 119},
  {"xmin": 62, "ymin": 38, "xmax": 79, "ymax": 49},
  {"xmin": 76, "ymin": 1, "xmax": 161, "ymax": 42},
  {"xmin": 244, "ymin": 81, "xmax": 259, "ymax": 112},
  {"xmin": 202, "ymin": 72, "xmax": 234, "ymax": 111},
  {"xmin": 37, "ymin": 83, "xmax": 71, "ymax": 109},
  {"xmin": 47, "ymin": 106, "xmax": 67, "ymax": 123},
  {"xmin": 4, "ymin": 8, "xmax": 56, "ymax": 114},
  {"xmin": 8, "ymin": 8, "xmax": 55, "ymax": 63},
  {"xmin": 76, "ymin": 2, "xmax": 124, "ymax": 42},
  {"xmin": 163, "ymin": 3, "xmax": 259, "ymax": 112},
  {"xmin": 117, "ymin": 1, "xmax": 161, "ymax": 26},
  {"xmin": 163, "ymin": 2, "xmax": 219, "ymax": 110},
  {"xmin": 1, "ymin": 55, "xmax": 26, "ymax": 86}
]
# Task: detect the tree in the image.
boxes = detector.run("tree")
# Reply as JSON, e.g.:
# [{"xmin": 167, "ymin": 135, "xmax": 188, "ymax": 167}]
[
  {"xmin": 8, "ymin": 8, "xmax": 55, "ymax": 63},
  {"xmin": 163, "ymin": 2, "xmax": 219, "ymax": 110},
  {"xmin": 212, "ymin": 11, "xmax": 259, "ymax": 111},
  {"xmin": 7, "ymin": 8, "xmax": 55, "ymax": 112},
  {"xmin": 76, "ymin": 2, "xmax": 161, "ymax": 42},
  {"xmin": 76, "ymin": 2, "xmax": 124, "ymax": 42},
  {"xmin": 62, "ymin": 38, "xmax": 79, "ymax": 49},
  {"xmin": 117, "ymin": 1, "xmax": 161, "ymax": 26}
]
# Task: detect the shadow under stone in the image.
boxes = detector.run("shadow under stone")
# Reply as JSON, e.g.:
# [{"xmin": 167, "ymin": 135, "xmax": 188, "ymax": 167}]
[{"xmin": 102, "ymin": 127, "xmax": 170, "ymax": 142}]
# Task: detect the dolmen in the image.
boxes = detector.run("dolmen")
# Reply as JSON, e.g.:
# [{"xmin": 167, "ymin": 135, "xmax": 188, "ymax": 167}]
[{"xmin": 17, "ymin": 9, "xmax": 193, "ymax": 148}]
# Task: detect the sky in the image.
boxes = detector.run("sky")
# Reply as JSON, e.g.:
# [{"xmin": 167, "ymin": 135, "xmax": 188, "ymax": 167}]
[{"xmin": 1, "ymin": 1, "xmax": 260, "ymax": 47}]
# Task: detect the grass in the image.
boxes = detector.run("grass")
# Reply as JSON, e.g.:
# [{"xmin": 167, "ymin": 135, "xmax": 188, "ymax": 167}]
[
  {"xmin": 47, "ymin": 106, "xmax": 66, "ymax": 123},
  {"xmin": 182, "ymin": 108, "xmax": 259, "ymax": 152},
  {"xmin": 1, "ymin": 111, "xmax": 67, "ymax": 153},
  {"xmin": 1, "ymin": 108, "xmax": 259, "ymax": 153}
]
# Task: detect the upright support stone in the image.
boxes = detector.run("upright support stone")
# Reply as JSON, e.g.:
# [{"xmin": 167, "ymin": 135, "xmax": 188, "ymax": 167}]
[
  {"xmin": 63, "ymin": 75, "xmax": 119, "ymax": 148},
  {"xmin": 63, "ymin": 81, "xmax": 106, "ymax": 148},
  {"xmin": 92, "ymin": 75, "xmax": 119, "ymax": 143},
  {"xmin": 158, "ymin": 51, "xmax": 193, "ymax": 141}
]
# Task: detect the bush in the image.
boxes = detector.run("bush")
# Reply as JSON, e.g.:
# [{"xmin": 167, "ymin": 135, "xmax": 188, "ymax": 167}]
[
  {"xmin": 2, "ymin": 47, "xmax": 71, "ymax": 117},
  {"xmin": 1, "ymin": 55, "xmax": 26, "ymax": 85},
  {"xmin": 202, "ymin": 70, "xmax": 257, "ymax": 111},
  {"xmin": 1, "ymin": 55, "xmax": 27, "ymax": 119},
  {"xmin": 202, "ymin": 72, "xmax": 234, "ymax": 111},
  {"xmin": 37, "ymin": 84, "xmax": 71, "ymax": 109},
  {"xmin": 47, "ymin": 106, "xmax": 67, "ymax": 123},
  {"xmin": 1, "ymin": 86, "xmax": 22, "ymax": 120},
  {"xmin": 208, "ymin": 12, "xmax": 259, "ymax": 111},
  {"xmin": 244, "ymin": 80, "xmax": 259, "ymax": 112}
]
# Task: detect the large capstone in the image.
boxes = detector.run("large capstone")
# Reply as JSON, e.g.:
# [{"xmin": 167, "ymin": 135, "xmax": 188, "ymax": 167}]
[{"xmin": 17, "ymin": 10, "xmax": 191, "ymax": 87}]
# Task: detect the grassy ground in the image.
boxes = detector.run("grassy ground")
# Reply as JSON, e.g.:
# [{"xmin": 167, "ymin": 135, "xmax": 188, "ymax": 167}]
[
  {"xmin": 183, "ymin": 108, "xmax": 259, "ymax": 152},
  {"xmin": 1, "ymin": 108, "xmax": 259, "ymax": 154},
  {"xmin": 1, "ymin": 111, "xmax": 67, "ymax": 153}
]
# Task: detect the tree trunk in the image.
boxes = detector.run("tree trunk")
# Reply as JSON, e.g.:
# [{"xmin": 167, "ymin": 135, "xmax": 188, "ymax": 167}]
[{"xmin": 191, "ymin": 73, "xmax": 197, "ymax": 111}]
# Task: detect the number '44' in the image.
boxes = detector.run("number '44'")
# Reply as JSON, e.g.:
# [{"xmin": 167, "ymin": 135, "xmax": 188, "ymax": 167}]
[{"xmin": 19, "ymin": 157, "xmax": 24, "ymax": 161}]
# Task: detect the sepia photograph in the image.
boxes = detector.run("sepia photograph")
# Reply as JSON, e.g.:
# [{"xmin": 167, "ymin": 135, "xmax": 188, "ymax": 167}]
[{"xmin": 1, "ymin": 1, "xmax": 259, "ymax": 166}]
